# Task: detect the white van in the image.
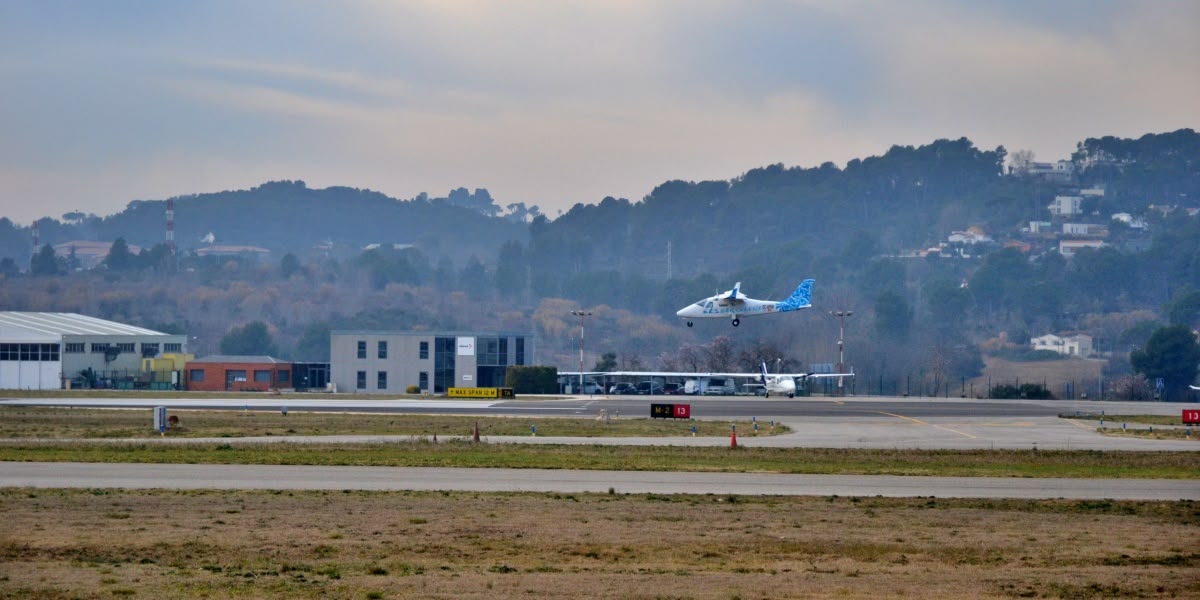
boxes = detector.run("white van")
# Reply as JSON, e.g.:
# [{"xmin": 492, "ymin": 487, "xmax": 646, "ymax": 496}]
[{"xmin": 702, "ymin": 377, "xmax": 737, "ymax": 396}]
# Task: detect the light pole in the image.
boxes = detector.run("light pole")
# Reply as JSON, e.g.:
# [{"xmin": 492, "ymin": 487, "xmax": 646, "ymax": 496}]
[
  {"xmin": 830, "ymin": 310, "xmax": 853, "ymax": 395},
  {"xmin": 570, "ymin": 310, "xmax": 592, "ymax": 394}
]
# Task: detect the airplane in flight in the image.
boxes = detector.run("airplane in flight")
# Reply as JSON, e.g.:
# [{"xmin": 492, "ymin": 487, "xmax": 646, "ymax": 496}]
[{"xmin": 676, "ymin": 279, "xmax": 814, "ymax": 327}]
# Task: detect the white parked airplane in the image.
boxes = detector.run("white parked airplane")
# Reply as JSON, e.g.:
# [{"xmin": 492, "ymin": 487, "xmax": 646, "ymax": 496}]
[
  {"xmin": 676, "ymin": 279, "xmax": 814, "ymax": 327},
  {"xmin": 560, "ymin": 364, "xmax": 853, "ymax": 398}
]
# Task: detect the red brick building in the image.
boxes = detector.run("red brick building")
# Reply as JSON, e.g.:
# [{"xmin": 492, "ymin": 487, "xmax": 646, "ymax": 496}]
[{"xmin": 185, "ymin": 355, "xmax": 292, "ymax": 392}]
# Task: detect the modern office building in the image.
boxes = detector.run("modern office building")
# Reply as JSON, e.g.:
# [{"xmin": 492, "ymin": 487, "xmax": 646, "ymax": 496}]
[
  {"xmin": 0, "ymin": 312, "xmax": 188, "ymax": 390},
  {"xmin": 330, "ymin": 331, "xmax": 530, "ymax": 394}
]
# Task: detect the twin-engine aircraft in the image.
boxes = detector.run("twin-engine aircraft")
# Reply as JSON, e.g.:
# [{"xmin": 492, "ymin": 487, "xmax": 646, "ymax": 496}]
[
  {"xmin": 676, "ymin": 279, "xmax": 814, "ymax": 327},
  {"xmin": 755, "ymin": 362, "xmax": 855, "ymax": 398}
]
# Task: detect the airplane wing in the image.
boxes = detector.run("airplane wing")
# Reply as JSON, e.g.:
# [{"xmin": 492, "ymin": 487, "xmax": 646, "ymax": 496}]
[
  {"xmin": 718, "ymin": 282, "xmax": 746, "ymax": 306},
  {"xmin": 1191, "ymin": 385, "xmax": 1200, "ymax": 391}
]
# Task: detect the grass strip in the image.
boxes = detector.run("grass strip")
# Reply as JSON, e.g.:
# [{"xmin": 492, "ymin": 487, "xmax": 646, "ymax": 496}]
[
  {"xmin": 0, "ymin": 407, "xmax": 780, "ymax": 438},
  {"xmin": 0, "ymin": 442, "xmax": 1194, "ymax": 479}
]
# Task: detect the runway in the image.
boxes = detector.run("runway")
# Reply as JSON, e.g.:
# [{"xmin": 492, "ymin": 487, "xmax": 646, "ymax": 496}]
[{"xmin": 2, "ymin": 461, "xmax": 1196, "ymax": 500}]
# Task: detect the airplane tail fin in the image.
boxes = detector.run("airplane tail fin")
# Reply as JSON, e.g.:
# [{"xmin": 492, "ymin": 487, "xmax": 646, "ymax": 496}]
[
  {"xmin": 777, "ymin": 279, "xmax": 814, "ymax": 311},
  {"xmin": 759, "ymin": 361, "xmax": 769, "ymax": 386}
]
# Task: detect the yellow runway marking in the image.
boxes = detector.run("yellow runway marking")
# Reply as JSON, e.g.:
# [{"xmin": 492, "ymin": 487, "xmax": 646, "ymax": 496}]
[{"xmin": 877, "ymin": 411, "xmax": 977, "ymax": 439}]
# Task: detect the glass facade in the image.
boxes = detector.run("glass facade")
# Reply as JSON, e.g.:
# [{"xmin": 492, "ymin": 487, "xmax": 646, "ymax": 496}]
[{"xmin": 434, "ymin": 337, "xmax": 455, "ymax": 393}]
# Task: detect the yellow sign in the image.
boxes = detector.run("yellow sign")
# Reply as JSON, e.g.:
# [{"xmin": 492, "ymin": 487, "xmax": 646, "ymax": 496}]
[{"xmin": 448, "ymin": 387, "xmax": 512, "ymax": 398}]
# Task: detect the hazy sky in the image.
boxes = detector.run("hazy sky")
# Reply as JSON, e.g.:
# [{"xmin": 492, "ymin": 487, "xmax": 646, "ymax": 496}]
[{"xmin": 2, "ymin": 0, "xmax": 1197, "ymax": 225}]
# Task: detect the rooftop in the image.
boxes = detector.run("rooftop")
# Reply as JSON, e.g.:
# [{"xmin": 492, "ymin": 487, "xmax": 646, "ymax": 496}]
[{"xmin": 0, "ymin": 312, "xmax": 170, "ymax": 338}]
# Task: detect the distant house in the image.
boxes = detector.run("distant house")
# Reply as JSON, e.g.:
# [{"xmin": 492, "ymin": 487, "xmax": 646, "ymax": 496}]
[
  {"xmin": 195, "ymin": 245, "xmax": 270, "ymax": 258},
  {"xmin": 53, "ymin": 240, "xmax": 141, "ymax": 270},
  {"xmin": 1049, "ymin": 196, "xmax": 1083, "ymax": 217},
  {"xmin": 1059, "ymin": 239, "xmax": 1104, "ymax": 257},
  {"xmin": 1110, "ymin": 213, "xmax": 1148, "ymax": 229},
  {"xmin": 947, "ymin": 226, "xmax": 992, "ymax": 244},
  {"xmin": 1062, "ymin": 223, "xmax": 1105, "ymax": 237},
  {"xmin": 1027, "ymin": 221, "xmax": 1053, "ymax": 234},
  {"xmin": 1031, "ymin": 333, "xmax": 1093, "ymax": 357}
]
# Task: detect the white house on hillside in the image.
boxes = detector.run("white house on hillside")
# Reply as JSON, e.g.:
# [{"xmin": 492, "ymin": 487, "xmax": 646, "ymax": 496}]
[{"xmin": 1031, "ymin": 333, "xmax": 1093, "ymax": 357}]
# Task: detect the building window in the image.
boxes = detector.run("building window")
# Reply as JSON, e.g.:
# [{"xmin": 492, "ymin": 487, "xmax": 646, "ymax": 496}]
[
  {"xmin": 278, "ymin": 370, "xmax": 290, "ymax": 383},
  {"xmin": 226, "ymin": 370, "xmax": 247, "ymax": 382},
  {"xmin": 378, "ymin": 341, "xmax": 388, "ymax": 359},
  {"xmin": 254, "ymin": 370, "xmax": 271, "ymax": 383},
  {"xmin": 65, "ymin": 343, "xmax": 85, "ymax": 354},
  {"xmin": 515, "ymin": 338, "xmax": 525, "ymax": 365},
  {"xmin": 357, "ymin": 341, "xmax": 367, "ymax": 359},
  {"xmin": 190, "ymin": 369, "xmax": 205, "ymax": 382},
  {"xmin": 356, "ymin": 370, "xmax": 367, "ymax": 389},
  {"xmin": 377, "ymin": 371, "xmax": 387, "ymax": 390},
  {"xmin": 419, "ymin": 341, "xmax": 429, "ymax": 360},
  {"xmin": 116, "ymin": 343, "xmax": 135, "ymax": 353},
  {"xmin": 164, "ymin": 343, "xmax": 182, "ymax": 353},
  {"xmin": 419, "ymin": 371, "xmax": 428, "ymax": 391},
  {"xmin": 141, "ymin": 343, "xmax": 160, "ymax": 357},
  {"xmin": 0, "ymin": 344, "xmax": 58, "ymax": 361},
  {"xmin": 91, "ymin": 343, "xmax": 110, "ymax": 354}
]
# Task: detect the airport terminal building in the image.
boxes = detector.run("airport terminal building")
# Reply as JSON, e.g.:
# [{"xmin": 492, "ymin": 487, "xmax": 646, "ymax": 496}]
[
  {"xmin": 0, "ymin": 312, "xmax": 188, "ymax": 390},
  {"xmin": 330, "ymin": 331, "xmax": 530, "ymax": 394}
]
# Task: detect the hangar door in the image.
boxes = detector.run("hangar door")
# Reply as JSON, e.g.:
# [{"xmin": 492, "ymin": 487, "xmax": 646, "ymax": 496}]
[{"xmin": 0, "ymin": 343, "xmax": 62, "ymax": 390}]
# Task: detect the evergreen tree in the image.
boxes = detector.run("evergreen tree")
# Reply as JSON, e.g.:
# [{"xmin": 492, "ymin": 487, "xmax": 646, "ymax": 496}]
[
  {"xmin": 1130, "ymin": 325, "xmax": 1200, "ymax": 401},
  {"xmin": 30, "ymin": 244, "xmax": 60, "ymax": 276}
]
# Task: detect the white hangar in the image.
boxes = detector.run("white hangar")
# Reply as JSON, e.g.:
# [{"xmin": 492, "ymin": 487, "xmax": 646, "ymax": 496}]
[{"xmin": 0, "ymin": 312, "xmax": 188, "ymax": 390}]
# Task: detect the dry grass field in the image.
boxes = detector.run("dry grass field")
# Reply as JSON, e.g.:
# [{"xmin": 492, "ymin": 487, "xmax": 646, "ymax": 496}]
[
  {"xmin": 1, "ymin": 489, "xmax": 1196, "ymax": 599},
  {"xmin": 970, "ymin": 356, "xmax": 1105, "ymax": 398}
]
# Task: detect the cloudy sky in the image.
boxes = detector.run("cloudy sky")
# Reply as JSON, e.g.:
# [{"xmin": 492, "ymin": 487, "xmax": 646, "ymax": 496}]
[{"xmin": 1, "ymin": 0, "xmax": 1197, "ymax": 225}]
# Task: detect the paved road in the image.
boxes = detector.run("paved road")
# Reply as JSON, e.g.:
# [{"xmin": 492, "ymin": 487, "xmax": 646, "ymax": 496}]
[{"xmin": 3, "ymin": 462, "xmax": 1196, "ymax": 500}]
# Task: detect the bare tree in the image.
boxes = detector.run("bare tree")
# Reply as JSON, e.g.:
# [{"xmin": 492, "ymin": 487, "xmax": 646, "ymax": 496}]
[{"xmin": 705, "ymin": 335, "xmax": 737, "ymax": 372}]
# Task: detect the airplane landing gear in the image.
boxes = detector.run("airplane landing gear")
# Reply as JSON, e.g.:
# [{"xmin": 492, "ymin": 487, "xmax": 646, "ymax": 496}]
[
  {"xmin": 731, "ymin": 317, "xmax": 740, "ymax": 327},
  {"xmin": 686, "ymin": 321, "xmax": 693, "ymax": 327}
]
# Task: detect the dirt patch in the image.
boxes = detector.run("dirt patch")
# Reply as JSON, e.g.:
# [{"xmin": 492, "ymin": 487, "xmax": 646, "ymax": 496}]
[{"xmin": 1, "ymin": 489, "xmax": 1196, "ymax": 598}]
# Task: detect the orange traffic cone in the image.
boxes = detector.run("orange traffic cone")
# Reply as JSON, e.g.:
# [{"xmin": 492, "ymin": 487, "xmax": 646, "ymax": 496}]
[{"xmin": 730, "ymin": 426, "xmax": 738, "ymax": 449}]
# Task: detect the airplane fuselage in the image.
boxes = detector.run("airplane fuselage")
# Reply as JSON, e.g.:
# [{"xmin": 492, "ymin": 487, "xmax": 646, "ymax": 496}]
[{"xmin": 676, "ymin": 298, "xmax": 784, "ymax": 320}]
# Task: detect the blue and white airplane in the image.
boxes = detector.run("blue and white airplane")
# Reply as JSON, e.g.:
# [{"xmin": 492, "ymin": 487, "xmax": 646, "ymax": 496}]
[{"xmin": 676, "ymin": 279, "xmax": 814, "ymax": 327}]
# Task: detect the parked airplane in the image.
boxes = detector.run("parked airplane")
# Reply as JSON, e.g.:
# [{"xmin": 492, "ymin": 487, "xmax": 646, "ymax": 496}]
[
  {"xmin": 560, "ymin": 364, "xmax": 854, "ymax": 398},
  {"xmin": 676, "ymin": 279, "xmax": 814, "ymax": 327}
]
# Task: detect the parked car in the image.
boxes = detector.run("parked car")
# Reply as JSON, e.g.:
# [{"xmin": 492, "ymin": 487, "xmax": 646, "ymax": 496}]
[
  {"xmin": 636, "ymin": 381, "xmax": 665, "ymax": 395},
  {"xmin": 662, "ymin": 382, "xmax": 682, "ymax": 395},
  {"xmin": 702, "ymin": 377, "xmax": 737, "ymax": 396},
  {"xmin": 609, "ymin": 382, "xmax": 637, "ymax": 395}
]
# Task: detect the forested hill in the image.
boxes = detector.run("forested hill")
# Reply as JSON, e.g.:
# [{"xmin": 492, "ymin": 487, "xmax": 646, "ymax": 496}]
[
  {"xmin": 1, "ymin": 129, "xmax": 1197, "ymax": 280},
  {"xmin": 0, "ymin": 182, "xmax": 529, "ymax": 264},
  {"xmin": 532, "ymin": 130, "xmax": 1200, "ymax": 284}
]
